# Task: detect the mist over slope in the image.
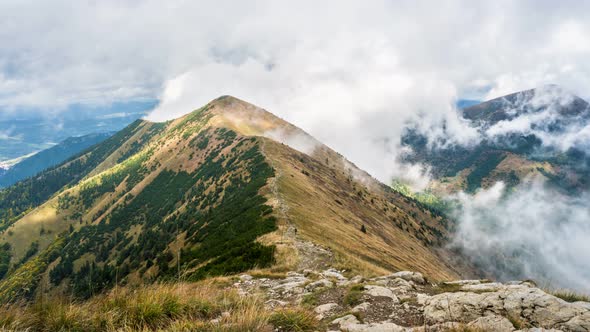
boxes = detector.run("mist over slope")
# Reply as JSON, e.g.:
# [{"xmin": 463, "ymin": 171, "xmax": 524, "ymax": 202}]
[
  {"xmin": 400, "ymin": 86, "xmax": 590, "ymax": 293},
  {"xmin": 452, "ymin": 180, "xmax": 590, "ymax": 293}
]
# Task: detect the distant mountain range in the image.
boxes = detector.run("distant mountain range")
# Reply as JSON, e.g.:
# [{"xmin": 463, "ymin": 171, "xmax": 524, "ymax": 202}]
[
  {"xmin": 456, "ymin": 99, "xmax": 481, "ymax": 109},
  {"xmin": 0, "ymin": 100, "xmax": 156, "ymax": 162},
  {"xmin": 402, "ymin": 85, "xmax": 590, "ymax": 194},
  {"xmin": 0, "ymin": 132, "xmax": 112, "ymax": 188}
]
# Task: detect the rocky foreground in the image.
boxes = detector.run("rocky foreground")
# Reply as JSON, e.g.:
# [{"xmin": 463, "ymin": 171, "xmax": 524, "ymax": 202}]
[{"xmin": 234, "ymin": 268, "xmax": 590, "ymax": 332}]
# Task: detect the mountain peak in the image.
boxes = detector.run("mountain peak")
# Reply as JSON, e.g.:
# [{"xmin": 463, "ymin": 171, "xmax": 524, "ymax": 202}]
[
  {"xmin": 462, "ymin": 85, "xmax": 589, "ymax": 125},
  {"xmin": 209, "ymin": 94, "xmax": 252, "ymax": 107},
  {"xmin": 0, "ymin": 96, "xmax": 470, "ymax": 301},
  {"xmin": 171, "ymin": 95, "xmax": 315, "ymax": 147}
]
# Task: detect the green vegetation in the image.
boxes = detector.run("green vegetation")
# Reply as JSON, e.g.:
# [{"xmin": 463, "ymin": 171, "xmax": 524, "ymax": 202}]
[
  {"xmin": 0, "ymin": 238, "xmax": 64, "ymax": 301},
  {"xmin": 44, "ymin": 129, "xmax": 276, "ymax": 299},
  {"xmin": 550, "ymin": 289, "xmax": 590, "ymax": 303},
  {"xmin": 431, "ymin": 282, "xmax": 463, "ymax": 294},
  {"xmin": 268, "ymin": 308, "xmax": 319, "ymax": 332},
  {"xmin": 190, "ymin": 130, "xmax": 211, "ymax": 150},
  {"xmin": 0, "ymin": 281, "xmax": 272, "ymax": 331},
  {"xmin": 466, "ymin": 151, "xmax": 506, "ymax": 192},
  {"xmin": 343, "ymin": 284, "xmax": 364, "ymax": 307},
  {"xmin": 16, "ymin": 241, "xmax": 39, "ymax": 266},
  {"xmin": 77, "ymin": 151, "xmax": 151, "ymax": 209},
  {"xmin": 170, "ymin": 105, "xmax": 213, "ymax": 139},
  {"xmin": 0, "ymin": 243, "xmax": 11, "ymax": 279},
  {"xmin": 0, "ymin": 133, "xmax": 112, "ymax": 188},
  {"xmin": 390, "ymin": 180, "xmax": 451, "ymax": 216},
  {"xmin": 0, "ymin": 120, "xmax": 163, "ymax": 232}
]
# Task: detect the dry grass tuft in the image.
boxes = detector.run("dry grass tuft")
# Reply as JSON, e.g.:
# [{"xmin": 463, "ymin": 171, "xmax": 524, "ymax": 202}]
[
  {"xmin": 0, "ymin": 280, "xmax": 274, "ymax": 332},
  {"xmin": 268, "ymin": 308, "xmax": 319, "ymax": 332},
  {"xmin": 549, "ymin": 289, "xmax": 590, "ymax": 303},
  {"xmin": 343, "ymin": 284, "xmax": 365, "ymax": 307}
]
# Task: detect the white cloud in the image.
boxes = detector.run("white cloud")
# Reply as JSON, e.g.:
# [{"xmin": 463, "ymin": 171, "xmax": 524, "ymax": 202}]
[
  {"xmin": 451, "ymin": 180, "xmax": 590, "ymax": 293},
  {"xmin": 479, "ymin": 85, "xmax": 590, "ymax": 152},
  {"xmin": 0, "ymin": 1, "xmax": 588, "ymax": 183},
  {"xmin": 1, "ymin": 0, "xmax": 590, "ymax": 293}
]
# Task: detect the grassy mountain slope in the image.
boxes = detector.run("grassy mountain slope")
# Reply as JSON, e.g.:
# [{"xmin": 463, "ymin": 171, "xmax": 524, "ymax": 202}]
[
  {"xmin": 0, "ymin": 96, "xmax": 468, "ymax": 302},
  {"xmin": 0, "ymin": 120, "xmax": 165, "ymax": 233}
]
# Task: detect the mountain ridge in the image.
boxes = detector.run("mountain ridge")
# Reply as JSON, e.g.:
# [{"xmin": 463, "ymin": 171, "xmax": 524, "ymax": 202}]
[
  {"xmin": 462, "ymin": 85, "xmax": 590, "ymax": 126},
  {"xmin": 0, "ymin": 95, "xmax": 472, "ymax": 302}
]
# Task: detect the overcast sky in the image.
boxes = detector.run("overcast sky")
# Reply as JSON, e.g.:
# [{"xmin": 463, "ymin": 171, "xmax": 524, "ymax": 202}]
[{"xmin": 2, "ymin": 0, "xmax": 590, "ymax": 180}]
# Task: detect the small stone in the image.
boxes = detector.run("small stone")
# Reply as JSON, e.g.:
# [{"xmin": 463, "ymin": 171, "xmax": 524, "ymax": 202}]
[
  {"xmin": 239, "ymin": 274, "xmax": 253, "ymax": 281},
  {"xmin": 416, "ymin": 293, "xmax": 430, "ymax": 305},
  {"xmin": 351, "ymin": 302, "xmax": 371, "ymax": 313},
  {"xmin": 322, "ymin": 268, "xmax": 347, "ymax": 280},
  {"xmin": 321, "ymin": 269, "xmax": 347, "ymax": 280},
  {"xmin": 390, "ymin": 271, "xmax": 425, "ymax": 284},
  {"xmin": 264, "ymin": 299, "xmax": 288, "ymax": 308},
  {"xmin": 350, "ymin": 275, "xmax": 364, "ymax": 284},
  {"xmin": 305, "ymin": 279, "xmax": 333, "ymax": 291},
  {"xmin": 314, "ymin": 302, "xmax": 340, "ymax": 320},
  {"xmin": 343, "ymin": 322, "xmax": 407, "ymax": 332},
  {"xmin": 331, "ymin": 314, "xmax": 360, "ymax": 328},
  {"xmin": 272, "ymin": 275, "xmax": 309, "ymax": 293},
  {"xmin": 364, "ymin": 285, "xmax": 399, "ymax": 302},
  {"xmin": 373, "ymin": 279, "xmax": 390, "ymax": 287}
]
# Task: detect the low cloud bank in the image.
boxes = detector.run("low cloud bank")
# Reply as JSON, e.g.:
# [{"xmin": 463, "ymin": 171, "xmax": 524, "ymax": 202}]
[{"xmin": 450, "ymin": 180, "xmax": 590, "ymax": 293}]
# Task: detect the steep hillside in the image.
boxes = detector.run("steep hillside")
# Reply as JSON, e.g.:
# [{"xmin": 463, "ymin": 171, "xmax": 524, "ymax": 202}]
[
  {"xmin": 402, "ymin": 86, "xmax": 590, "ymax": 194},
  {"xmin": 0, "ymin": 120, "xmax": 165, "ymax": 233},
  {"xmin": 0, "ymin": 132, "xmax": 112, "ymax": 188},
  {"xmin": 0, "ymin": 96, "xmax": 469, "ymax": 302}
]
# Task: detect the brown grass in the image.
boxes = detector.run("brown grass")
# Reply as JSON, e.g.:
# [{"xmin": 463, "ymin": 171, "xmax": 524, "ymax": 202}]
[
  {"xmin": 506, "ymin": 314, "xmax": 527, "ymax": 330},
  {"xmin": 268, "ymin": 308, "xmax": 319, "ymax": 332},
  {"xmin": 260, "ymin": 138, "xmax": 465, "ymax": 281},
  {"xmin": 549, "ymin": 289, "xmax": 590, "ymax": 303},
  {"xmin": 0, "ymin": 279, "xmax": 275, "ymax": 332}
]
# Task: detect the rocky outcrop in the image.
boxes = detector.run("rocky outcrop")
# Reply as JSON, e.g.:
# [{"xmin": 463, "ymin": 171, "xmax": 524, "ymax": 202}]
[
  {"xmin": 233, "ymin": 269, "xmax": 590, "ymax": 331},
  {"xmin": 423, "ymin": 283, "xmax": 590, "ymax": 331}
]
